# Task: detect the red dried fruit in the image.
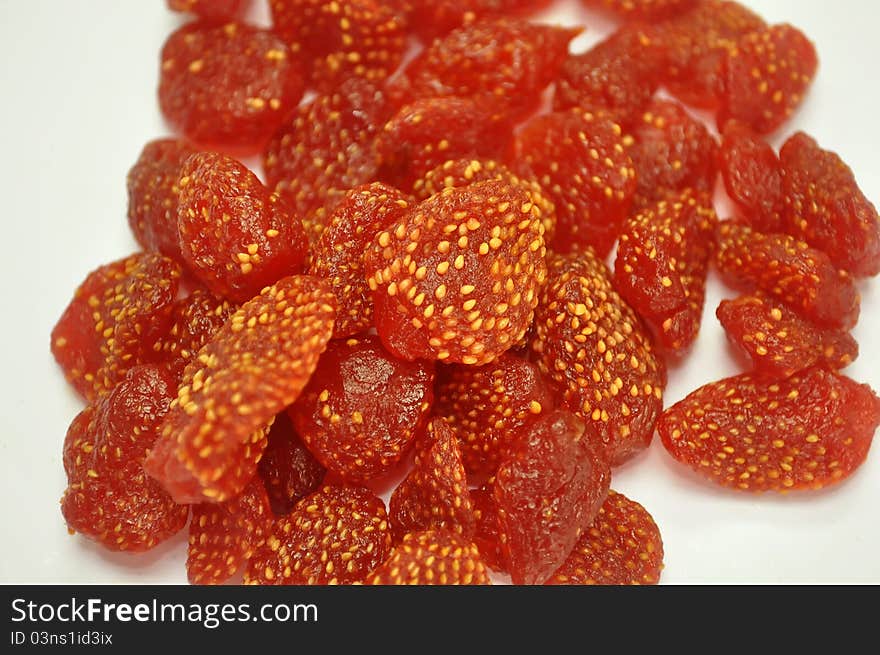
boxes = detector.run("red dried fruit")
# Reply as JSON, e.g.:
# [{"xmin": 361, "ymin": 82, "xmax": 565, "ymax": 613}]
[
  {"xmin": 659, "ymin": 367, "xmax": 880, "ymax": 492},
  {"xmin": 365, "ymin": 179, "xmax": 546, "ymax": 365},
  {"xmin": 413, "ymin": 158, "xmax": 556, "ymax": 243},
  {"xmin": 435, "ymin": 354, "xmax": 555, "ymax": 476},
  {"xmin": 715, "ymin": 222, "xmax": 860, "ymax": 331},
  {"xmin": 511, "ymin": 109, "xmax": 636, "ymax": 257},
  {"xmin": 158, "ymin": 21, "xmax": 305, "ymax": 153},
  {"xmin": 780, "ymin": 132, "xmax": 880, "ymax": 278},
  {"xmin": 655, "ymin": 0, "xmax": 766, "ymax": 109},
  {"xmin": 717, "ymin": 294, "xmax": 858, "ymax": 380},
  {"xmin": 365, "ymin": 529, "xmax": 491, "ymax": 585},
  {"xmin": 629, "ymin": 99, "xmax": 718, "ymax": 205},
  {"xmin": 718, "ymin": 121, "xmax": 783, "ymax": 233},
  {"xmin": 264, "ymin": 79, "xmax": 389, "ymax": 242},
  {"xmin": 719, "ymin": 24, "xmax": 818, "ymax": 135},
  {"xmin": 167, "ymin": 0, "xmax": 249, "ymax": 19},
  {"xmin": 187, "ymin": 476, "xmax": 273, "ymax": 585},
  {"xmin": 153, "ymin": 289, "xmax": 236, "ymax": 382},
  {"xmin": 289, "ymin": 335, "xmax": 434, "ymax": 484},
  {"xmin": 177, "ymin": 152, "xmax": 309, "ymax": 303},
  {"xmin": 397, "ymin": 1, "xmax": 552, "ymax": 41},
  {"xmin": 308, "ymin": 183, "xmax": 412, "ymax": 338},
  {"xmin": 270, "ymin": 0, "xmax": 406, "ymax": 91},
  {"xmin": 614, "ymin": 188, "xmax": 717, "ymax": 355},
  {"xmin": 389, "ymin": 419, "xmax": 474, "ymax": 540},
  {"xmin": 393, "ymin": 19, "xmax": 578, "ymax": 121},
  {"xmin": 470, "ymin": 485, "xmax": 506, "ymax": 573},
  {"xmin": 61, "ymin": 366, "xmax": 188, "ymax": 552},
  {"xmin": 258, "ymin": 413, "xmax": 326, "ymax": 516},
  {"xmin": 378, "ymin": 97, "xmax": 513, "ymax": 192},
  {"xmin": 145, "ymin": 275, "xmax": 337, "ymax": 504},
  {"xmin": 126, "ymin": 139, "xmax": 196, "ymax": 264},
  {"xmin": 51, "ymin": 253, "xmax": 181, "ymax": 401},
  {"xmin": 547, "ymin": 490, "xmax": 663, "ymax": 585},
  {"xmin": 554, "ymin": 25, "xmax": 666, "ymax": 128},
  {"xmin": 582, "ymin": 0, "xmax": 695, "ymax": 21},
  {"xmin": 244, "ymin": 484, "xmax": 393, "ymax": 584},
  {"xmin": 495, "ymin": 409, "xmax": 610, "ymax": 585},
  {"xmin": 531, "ymin": 251, "xmax": 665, "ymax": 465}
]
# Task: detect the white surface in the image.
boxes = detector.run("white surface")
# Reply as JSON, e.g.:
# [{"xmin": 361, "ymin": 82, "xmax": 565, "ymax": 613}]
[{"xmin": 1, "ymin": 0, "xmax": 878, "ymax": 584}]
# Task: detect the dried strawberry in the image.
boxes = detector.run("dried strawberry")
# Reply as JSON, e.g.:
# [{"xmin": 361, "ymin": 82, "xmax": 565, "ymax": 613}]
[
  {"xmin": 308, "ymin": 183, "xmax": 412, "ymax": 338},
  {"xmin": 177, "ymin": 152, "xmax": 309, "ymax": 303},
  {"xmin": 614, "ymin": 188, "xmax": 717, "ymax": 355},
  {"xmin": 719, "ymin": 24, "xmax": 818, "ymax": 135},
  {"xmin": 470, "ymin": 485, "xmax": 506, "ymax": 573},
  {"xmin": 531, "ymin": 251, "xmax": 665, "ymax": 465},
  {"xmin": 397, "ymin": 1, "xmax": 552, "ymax": 41},
  {"xmin": 435, "ymin": 354, "xmax": 555, "ymax": 476},
  {"xmin": 547, "ymin": 490, "xmax": 663, "ymax": 585},
  {"xmin": 365, "ymin": 529, "xmax": 491, "ymax": 585},
  {"xmin": 392, "ymin": 19, "xmax": 578, "ymax": 122},
  {"xmin": 365, "ymin": 179, "xmax": 546, "ymax": 365},
  {"xmin": 145, "ymin": 275, "xmax": 336, "ymax": 504},
  {"xmin": 167, "ymin": 0, "xmax": 249, "ymax": 19},
  {"xmin": 264, "ymin": 79, "xmax": 389, "ymax": 242},
  {"xmin": 413, "ymin": 158, "xmax": 556, "ymax": 243},
  {"xmin": 780, "ymin": 132, "xmax": 880, "ymax": 278},
  {"xmin": 718, "ymin": 121, "xmax": 784, "ymax": 233},
  {"xmin": 629, "ymin": 99, "xmax": 718, "ymax": 205},
  {"xmin": 153, "ymin": 289, "xmax": 235, "ymax": 382},
  {"xmin": 158, "ymin": 21, "xmax": 305, "ymax": 153},
  {"xmin": 51, "ymin": 253, "xmax": 181, "ymax": 401},
  {"xmin": 655, "ymin": 0, "xmax": 766, "ymax": 109},
  {"xmin": 244, "ymin": 484, "xmax": 393, "ymax": 584},
  {"xmin": 582, "ymin": 0, "xmax": 695, "ymax": 21},
  {"xmin": 389, "ymin": 419, "xmax": 475, "ymax": 540},
  {"xmin": 510, "ymin": 109, "xmax": 636, "ymax": 257},
  {"xmin": 258, "ymin": 413, "xmax": 325, "ymax": 516},
  {"xmin": 61, "ymin": 366, "xmax": 188, "ymax": 552},
  {"xmin": 188, "ymin": 476, "xmax": 273, "ymax": 585},
  {"xmin": 717, "ymin": 294, "xmax": 858, "ymax": 380},
  {"xmin": 270, "ymin": 0, "xmax": 406, "ymax": 92},
  {"xmin": 554, "ymin": 25, "xmax": 666, "ymax": 128},
  {"xmin": 715, "ymin": 222, "xmax": 860, "ymax": 330},
  {"xmin": 378, "ymin": 97, "xmax": 513, "ymax": 192},
  {"xmin": 289, "ymin": 335, "xmax": 434, "ymax": 484},
  {"xmin": 126, "ymin": 139, "xmax": 195, "ymax": 264},
  {"xmin": 495, "ymin": 409, "xmax": 611, "ymax": 585},
  {"xmin": 659, "ymin": 367, "xmax": 880, "ymax": 492}
]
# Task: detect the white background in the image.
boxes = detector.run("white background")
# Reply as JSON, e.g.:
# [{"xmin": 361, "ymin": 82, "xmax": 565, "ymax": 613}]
[{"xmin": 0, "ymin": 0, "xmax": 878, "ymax": 584}]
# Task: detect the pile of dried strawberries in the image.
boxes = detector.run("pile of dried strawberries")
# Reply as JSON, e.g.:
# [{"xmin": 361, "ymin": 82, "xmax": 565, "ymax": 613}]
[{"xmin": 51, "ymin": 0, "xmax": 880, "ymax": 585}]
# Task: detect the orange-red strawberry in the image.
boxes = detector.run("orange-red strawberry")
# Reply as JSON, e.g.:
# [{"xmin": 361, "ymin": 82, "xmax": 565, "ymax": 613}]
[
  {"xmin": 187, "ymin": 476, "xmax": 273, "ymax": 585},
  {"xmin": 659, "ymin": 367, "xmax": 880, "ymax": 492},
  {"xmin": 495, "ymin": 409, "xmax": 611, "ymax": 584},
  {"xmin": 715, "ymin": 222, "xmax": 860, "ymax": 330},
  {"xmin": 145, "ymin": 275, "xmax": 336, "ymax": 504},
  {"xmin": 366, "ymin": 179, "xmax": 546, "ymax": 365},
  {"xmin": 716, "ymin": 294, "xmax": 858, "ymax": 380},
  {"xmin": 614, "ymin": 188, "xmax": 717, "ymax": 355},
  {"xmin": 258, "ymin": 414, "xmax": 325, "ymax": 517},
  {"xmin": 177, "ymin": 152, "xmax": 309, "ymax": 303},
  {"xmin": 435, "ymin": 354, "xmax": 555, "ymax": 476},
  {"xmin": 547, "ymin": 490, "xmax": 663, "ymax": 585},
  {"xmin": 51, "ymin": 253, "xmax": 182, "ymax": 402},
  {"xmin": 531, "ymin": 251, "xmax": 665, "ymax": 465},
  {"xmin": 289, "ymin": 335, "xmax": 434, "ymax": 484},
  {"xmin": 244, "ymin": 484, "xmax": 393, "ymax": 584},
  {"xmin": 61, "ymin": 366, "xmax": 188, "ymax": 552},
  {"xmin": 365, "ymin": 529, "xmax": 491, "ymax": 585},
  {"xmin": 389, "ymin": 419, "xmax": 475, "ymax": 540}
]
